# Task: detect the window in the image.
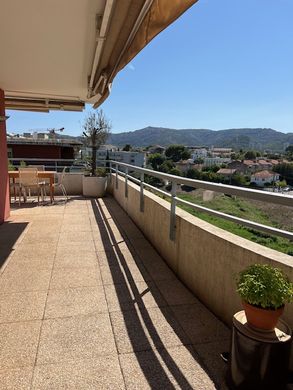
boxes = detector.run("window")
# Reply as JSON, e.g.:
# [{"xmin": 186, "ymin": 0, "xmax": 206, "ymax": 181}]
[{"xmin": 7, "ymin": 148, "xmax": 13, "ymax": 158}]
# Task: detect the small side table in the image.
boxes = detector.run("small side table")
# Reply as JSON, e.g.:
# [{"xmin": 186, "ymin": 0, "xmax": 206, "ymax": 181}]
[{"xmin": 228, "ymin": 310, "xmax": 291, "ymax": 390}]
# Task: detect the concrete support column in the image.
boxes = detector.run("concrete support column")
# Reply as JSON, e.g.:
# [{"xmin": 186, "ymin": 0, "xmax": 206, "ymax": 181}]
[{"xmin": 0, "ymin": 89, "xmax": 10, "ymax": 224}]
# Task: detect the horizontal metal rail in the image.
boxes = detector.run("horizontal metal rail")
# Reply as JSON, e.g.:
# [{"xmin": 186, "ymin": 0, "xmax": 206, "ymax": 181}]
[
  {"xmin": 9, "ymin": 158, "xmax": 75, "ymax": 162},
  {"xmin": 107, "ymin": 161, "xmax": 293, "ymax": 242}
]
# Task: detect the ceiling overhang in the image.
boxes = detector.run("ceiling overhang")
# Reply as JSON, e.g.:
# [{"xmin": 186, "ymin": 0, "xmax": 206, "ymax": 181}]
[{"xmin": 0, "ymin": 0, "xmax": 197, "ymax": 112}]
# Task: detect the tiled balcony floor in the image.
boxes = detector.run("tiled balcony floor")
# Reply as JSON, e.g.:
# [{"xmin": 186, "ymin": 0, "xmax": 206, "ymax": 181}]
[{"xmin": 0, "ymin": 196, "xmax": 230, "ymax": 389}]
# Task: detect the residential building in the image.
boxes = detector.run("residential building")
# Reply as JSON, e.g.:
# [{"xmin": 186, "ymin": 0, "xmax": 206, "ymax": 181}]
[
  {"xmin": 211, "ymin": 147, "xmax": 233, "ymax": 157},
  {"xmin": 96, "ymin": 150, "xmax": 146, "ymax": 169},
  {"xmin": 7, "ymin": 135, "xmax": 82, "ymax": 168},
  {"xmin": 147, "ymin": 145, "xmax": 165, "ymax": 154},
  {"xmin": 175, "ymin": 159, "xmax": 197, "ymax": 173},
  {"xmin": 191, "ymin": 148, "xmax": 208, "ymax": 160},
  {"xmin": 217, "ymin": 168, "xmax": 237, "ymax": 179},
  {"xmin": 203, "ymin": 157, "xmax": 231, "ymax": 167},
  {"xmin": 250, "ymin": 170, "xmax": 280, "ymax": 187}
]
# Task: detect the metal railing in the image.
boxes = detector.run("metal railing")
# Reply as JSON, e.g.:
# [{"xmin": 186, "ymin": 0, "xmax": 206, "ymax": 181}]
[
  {"xmin": 106, "ymin": 160, "xmax": 293, "ymax": 242},
  {"xmin": 8, "ymin": 158, "xmax": 76, "ymax": 172}
]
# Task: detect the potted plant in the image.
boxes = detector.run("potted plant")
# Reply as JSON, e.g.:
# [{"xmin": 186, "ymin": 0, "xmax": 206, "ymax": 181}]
[
  {"xmin": 236, "ymin": 264, "xmax": 293, "ymax": 330},
  {"xmin": 82, "ymin": 110, "xmax": 111, "ymax": 197}
]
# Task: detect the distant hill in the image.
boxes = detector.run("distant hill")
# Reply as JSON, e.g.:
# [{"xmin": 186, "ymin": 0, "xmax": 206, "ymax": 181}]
[{"xmin": 107, "ymin": 127, "xmax": 293, "ymax": 151}]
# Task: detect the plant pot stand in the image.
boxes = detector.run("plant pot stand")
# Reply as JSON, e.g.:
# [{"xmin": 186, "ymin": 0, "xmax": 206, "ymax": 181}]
[{"xmin": 227, "ymin": 311, "xmax": 292, "ymax": 390}]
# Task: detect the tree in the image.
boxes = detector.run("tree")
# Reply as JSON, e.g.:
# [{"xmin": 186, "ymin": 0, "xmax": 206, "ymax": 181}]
[
  {"xmin": 194, "ymin": 157, "xmax": 204, "ymax": 164},
  {"xmin": 273, "ymin": 163, "xmax": 293, "ymax": 185},
  {"xmin": 186, "ymin": 168, "xmax": 201, "ymax": 180},
  {"xmin": 285, "ymin": 145, "xmax": 293, "ymax": 160},
  {"xmin": 82, "ymin": 110, "xmax": 111, "ymax": 176},
  {"xmin": 169, "ymin": 168, "xmax": 182, "ymax": 176},
  {"xmin": 158, "ymin": 159, "xmax": 174, "ymax": 173},
  {"xmin": 122, "ymin": 144, "xmax": 132, "ymax": 151},
  {"xmin": 244, "ymin": 150, "xmax": 257, "ymax": 160},
  {"xmin": 165, "ymin": 145, "xmax": 191, "ymax": 162},
  {"xmin": 147, "ymin": 153, "xmax": 166, "ymax": 170}
]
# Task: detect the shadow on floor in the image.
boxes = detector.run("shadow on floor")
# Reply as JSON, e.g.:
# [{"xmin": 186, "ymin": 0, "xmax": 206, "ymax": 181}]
[
  {"xmin": 90, "ymin": 197, "xmax": 221, "ymax": 389},
  {"xmin": 0, "ymin": 221, "xmax": 28, "ymax": 270}
]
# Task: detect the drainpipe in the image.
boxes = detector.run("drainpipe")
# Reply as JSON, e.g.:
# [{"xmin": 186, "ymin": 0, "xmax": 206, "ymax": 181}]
[
  {"xmin": 87, "ymin": 0, "xmax": 115, "ymax": 99},
  {"xmin": 0, "ymin": 89, "xmax": 10, "ymax": 224}
]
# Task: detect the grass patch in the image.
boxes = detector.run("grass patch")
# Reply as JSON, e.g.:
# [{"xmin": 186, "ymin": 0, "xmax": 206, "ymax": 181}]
[{"xmin": 176, "ymin": 193, "xmax": 293, "ymax": 256}]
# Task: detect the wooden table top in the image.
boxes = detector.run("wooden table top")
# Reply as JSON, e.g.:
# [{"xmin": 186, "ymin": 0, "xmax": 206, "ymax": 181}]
[{"xmin": 8, "ymin": 171, "xmax": 55, "ymax": 178}]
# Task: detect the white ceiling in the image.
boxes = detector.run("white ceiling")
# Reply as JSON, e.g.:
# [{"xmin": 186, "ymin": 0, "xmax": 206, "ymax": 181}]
[{"xmin": 0, "ymin": 0, "xmax": 106, "ymax": 102}]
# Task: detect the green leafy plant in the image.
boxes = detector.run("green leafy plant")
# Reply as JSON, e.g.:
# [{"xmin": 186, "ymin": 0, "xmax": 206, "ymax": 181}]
[
  {"xmin": 95, "ymin": 168, "xmax": 107, "ymax": 177},
  {"xmin": 82, "ymin": 110, "xmax": 111, "ymax": 176},
  {"xmin": 236, "ymin": 264, "xmax": 293, "ymax": 310}
]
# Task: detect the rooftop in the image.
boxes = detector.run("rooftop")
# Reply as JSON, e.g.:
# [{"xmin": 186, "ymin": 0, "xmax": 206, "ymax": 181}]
[{"xmin": 0, "ymin": 196, "xmax": 229, "ymax": 389}]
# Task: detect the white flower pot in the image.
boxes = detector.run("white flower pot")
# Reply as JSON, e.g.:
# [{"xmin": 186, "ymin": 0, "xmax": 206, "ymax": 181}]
[{"xmin": 82, "ymin": 176, "xmax": 107, "ymax": 197}]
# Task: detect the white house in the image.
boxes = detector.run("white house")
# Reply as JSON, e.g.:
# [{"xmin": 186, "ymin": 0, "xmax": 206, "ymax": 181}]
[
  {"xmin": 96, "ymin": 150, "xmax": 146, "ymax": 170},
  {"xmin": 250, "ymin": 170, "xmax": 280, "ymax": 187}
]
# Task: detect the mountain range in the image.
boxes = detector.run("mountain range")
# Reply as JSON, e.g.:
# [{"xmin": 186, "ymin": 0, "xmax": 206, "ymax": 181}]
[{"xmin": 107, "ymin": 127, "xmax": 293, "ymax": 151}]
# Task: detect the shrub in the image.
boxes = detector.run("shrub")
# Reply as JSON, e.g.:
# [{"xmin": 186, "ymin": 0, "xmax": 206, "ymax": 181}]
[{"xmin": 236, "ymin": 264, "xmax": 293, "ymax": 309}]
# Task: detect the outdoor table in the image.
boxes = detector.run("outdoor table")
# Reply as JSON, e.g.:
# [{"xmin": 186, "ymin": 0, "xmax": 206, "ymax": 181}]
[{"xmin": 8, "ymin": 170, "xmax": 56, "ymax": 203}]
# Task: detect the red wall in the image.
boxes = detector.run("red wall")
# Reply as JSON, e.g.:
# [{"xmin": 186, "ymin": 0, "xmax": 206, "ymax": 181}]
[
  {"xmin": 0, "ymin": 89, "xmax": 10, "ymax": 223},
  {"xmin": 8, "ymin": 144, "xmax": 75, "ymax": 159}
]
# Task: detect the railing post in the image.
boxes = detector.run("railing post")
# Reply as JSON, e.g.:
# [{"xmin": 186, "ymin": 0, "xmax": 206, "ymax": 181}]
[
  {"xmin": 109, "ymin": 162, "xmax": 112, "ymax": 184},
  {"xmin": 140, "ymin": 173, "xmax": 144, "ymax": 212},
  {"xmin": 115, "ymin": 164, "xmax": 118, "ymax": 189},
  {"xmin": 169, "ymin": 181, "xmax": 177, "ymax": 241},
  {"xmin": 125, "ymin": 167, "xmax": 128, "ymax": 198}
]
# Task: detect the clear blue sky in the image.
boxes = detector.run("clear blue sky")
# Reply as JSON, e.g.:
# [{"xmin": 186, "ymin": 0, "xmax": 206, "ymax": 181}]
[{"xmin": 7, "ymin": 0, "xmax": 293, "ymax": 136}]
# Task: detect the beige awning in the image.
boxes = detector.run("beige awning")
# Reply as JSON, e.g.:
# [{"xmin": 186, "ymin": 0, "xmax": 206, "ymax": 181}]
[
  {"xmin": 2, "ymin": 0, "xmax": 197, "ymax": 112},
  {"xmin": 92, "ymin": 0, "xmax": 198, "ymax": 107}
]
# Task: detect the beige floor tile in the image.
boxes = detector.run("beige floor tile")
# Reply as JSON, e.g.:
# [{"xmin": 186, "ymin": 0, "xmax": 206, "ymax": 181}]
[
  {"xmin": 59, "ymin": 231, "xmax": 93, "ymax": 243},
  {"xmin": 140, "ymin": 254, "xmax": 176, "ymax": 282},
  {"xmin": 96, "ymin": 249, "xmax": 120, "ymax": 267},
  {"xmin": 5, "ymin": 251, "xmax": 54, "ymax": 270},
  {"xmin": 110, "ymin": 306, "xmax": 189, "ymax": 354},
  {"xmin": 20, "ymin": 233, "xmax": 59, "ymax": 245},
  {"xmin": 0, "ymin": 366, "xmax": 34, "ymax": 390},
  {"xmin": 0, "ymin": 320, "xmax": 41, "ymax": 369},
  {"xmin": 104, "ymin": 281, "xmax": 167, "ymax": 313},
  {"xmin": 45, "ymin": 286, "xmax": 107, "ymax": 318},
  {"xmin": 54, "ymin": 251, "xmax": 97, "ymax": 268},
  {"xmin": 194, "ymin": 339, "xmax": 231, "ymax": 390},
  {"xmin": 60, "ymin": 224, "xmax": 92, "ymax": 233},
  {"xmin": 0, "ymin": 291, "xmax": 47, "ymax": 323},
  {"xmin": 57, "ymin": 240, "xmax": 95, "ymax": 252},
  {"xmin": 32, "ymin": 355, "xmax": 125, "ymax": 390},
  {"xmin": 100, "ymin": 260, "xmax": 149, "ymax": 286},
  {"xmin": 170, "ymin": 304, "xmax": 231, "ymax": 345},
  {"xmin": 156, "ymin": 279, "xmax": 199, "ymax": 306},
  {"xmin": 119, "ymin": 345, "xmax": 216, "ymax": 390},
  {"xmin": 16, "ymin": 243, "xmax": 57, "ymax": 254},
  {"xmin": 50, "ymin": 267, "xmax": 102, "ymax": 289},
  {"xmin": 37, "ymin": 314, "xmax": 116, "ymax": 365},
  {"xmin": 0, "ymin": 268, "xmax": 51, "ymax": 293}
]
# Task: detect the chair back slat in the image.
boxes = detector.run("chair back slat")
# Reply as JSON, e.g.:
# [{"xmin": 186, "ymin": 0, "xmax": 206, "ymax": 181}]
[
  {"xmin": 28, "ymin": 165, "xmax": 45, "ymax": 171},
  {"xmin": 19, "ymin": 168, "xmax": 39, "ymax": 186}
]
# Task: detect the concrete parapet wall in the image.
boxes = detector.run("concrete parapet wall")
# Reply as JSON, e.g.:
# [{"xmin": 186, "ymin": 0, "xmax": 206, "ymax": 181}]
[
  {"xmin": 108, "ymin": 174, "xmax": 293, "ymax": 331},
  {"xmin": 54, "ymin": 173, "xmax": 83, "ymax": 195}
]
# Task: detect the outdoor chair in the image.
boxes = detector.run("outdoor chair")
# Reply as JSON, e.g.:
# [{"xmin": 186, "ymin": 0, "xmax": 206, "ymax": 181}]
[
  {"xmin": 18, "ymin": 167, "xmax": 46, "ymax": 205},
  {"xmin": 27, "ymin": 165, "xmax": 46, "ymax": 196},
  {"xmin": 28, "ymin": 165, "xmax": 45, "ymax": 171},
  {"xmin": 52, "ymin": 166, "xmax": 68, "ymax": 201}
]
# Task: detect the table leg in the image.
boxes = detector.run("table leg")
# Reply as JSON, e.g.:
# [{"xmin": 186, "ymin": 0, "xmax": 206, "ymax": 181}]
[{"xmin": 50, "ymin": 177, "xmax": 54, "ymax": 203}]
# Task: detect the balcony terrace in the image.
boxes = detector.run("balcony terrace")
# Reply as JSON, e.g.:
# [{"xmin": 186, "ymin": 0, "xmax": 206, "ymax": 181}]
[{"xmin": 0, "ymin": 196, "xmax": 230, "ymax": 389}]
